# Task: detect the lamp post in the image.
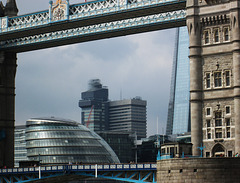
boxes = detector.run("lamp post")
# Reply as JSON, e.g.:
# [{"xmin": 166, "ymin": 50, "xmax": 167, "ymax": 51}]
[{"xmin": 38, "ymin": 154, "xmax": 41, "ymax": 179}]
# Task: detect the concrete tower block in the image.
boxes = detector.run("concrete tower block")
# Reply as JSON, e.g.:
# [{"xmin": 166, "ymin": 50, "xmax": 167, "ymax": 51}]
[{"xmin": 4, "ymin": 0, "xmax": 18, "ymax": 17}]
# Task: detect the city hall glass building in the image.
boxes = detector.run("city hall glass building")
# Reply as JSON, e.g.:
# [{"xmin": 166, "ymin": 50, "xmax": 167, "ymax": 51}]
[
  {"xmin": 22, "ymin": 117, "xmax": 119, "ymax": 165},
  {"xmin": 166, "ymin": 27, "xmax": 190, "ymax": 135}
]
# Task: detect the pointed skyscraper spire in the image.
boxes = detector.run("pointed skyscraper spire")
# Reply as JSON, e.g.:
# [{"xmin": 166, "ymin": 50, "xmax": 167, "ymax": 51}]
[{"xmin": 4, "ymin": 0, "xmax": 18, "ymax": 17}]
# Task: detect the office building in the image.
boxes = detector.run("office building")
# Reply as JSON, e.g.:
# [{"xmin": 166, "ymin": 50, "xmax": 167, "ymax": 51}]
[
  {"xmin": 79, "ymin": 80, "xmax": 147, "ymax": 140},
  {"xmin": 137, "ymin": 135, "xmax": 169, "ymax": 162},
  {"xmin": 79, "ymin": 79, "xmax": 109, "ymax": 132},
  {"xmin": 166, "ymin": 27, "xmax": 190, "ymax": 135},
  {"xmin": 98, "ymin": 131, "xmax": 134, "ymax": 163},
  {"xmin": 14, "ymin": 125, "xmax": 28, "ymax": 167},
  {"xmin": 108, "ymin": 98, "xmax": 147, "ymax": 140}
]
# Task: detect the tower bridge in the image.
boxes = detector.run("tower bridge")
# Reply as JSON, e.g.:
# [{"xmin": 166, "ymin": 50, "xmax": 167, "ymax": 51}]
[
  {"xmin": 0, "ymin": 0, "xmax": 186, "ymax": 52},
  {"xmin": 1, "ymin": 0, "xmax": 240, "ymax": 182},
  {"xmin": 0, "ymin": 0, "xmax": 186, "ymax": 169},
  {"xmin": 0, "ymin": 163, "xmax": 157, "ymax": 183}
]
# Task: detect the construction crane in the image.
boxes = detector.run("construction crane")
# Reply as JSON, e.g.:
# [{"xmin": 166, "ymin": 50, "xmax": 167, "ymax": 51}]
[{"xmin": 86, "ymin": 105, "xmax": 94, "ymax": 128}]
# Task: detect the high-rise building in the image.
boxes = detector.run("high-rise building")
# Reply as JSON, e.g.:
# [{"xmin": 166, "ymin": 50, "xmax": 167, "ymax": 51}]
[
  {"xmin": 79, "ymin": 80, "xmax": 147, "ymax": 140},
  {"xmin": 79, "ymin": 79, "xmax": 109, "ymax": 132},
  {"xmin": 108, "ymin": 98, "xmax": 147, "ymax": 140},
  {"xmin": 98, "ymin": 131, "xmax": 134, "ymax": 163},
  {"xmin": 166, "ymin": 27, "xmax": 190, "ymax": 135},
  {"xmin": 14, "ymin": 125, "xmax": 27, "ymax": 167}
]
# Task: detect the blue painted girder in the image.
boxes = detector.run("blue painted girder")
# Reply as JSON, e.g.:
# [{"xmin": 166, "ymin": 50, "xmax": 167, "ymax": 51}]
[
  {"xmin": 0, "ymin": 10, "xmax": 186, "ymax": 52},
  {"xmin": 0, "ymin": 0, "xmax": 186, "ymax": 42}
]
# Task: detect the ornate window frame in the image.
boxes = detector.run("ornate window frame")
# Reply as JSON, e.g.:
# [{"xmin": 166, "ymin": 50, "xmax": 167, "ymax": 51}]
[
  {"xmin": 213, "ymin": 71, "xmax": 222, "ymax": 88},
  {"xmin": 203, "ymin": 29, "xmax": 211, "ymax": 45},
  {"xmin": 213, "ymin": 28, "xmax": 220, "ymax": 43},
  {"xmin": 223, "ymin": 26, "xmax": 230, "ymax": 42},
  {"xmin": 205, "ymin": 72, "xmax": 211, "ymax": 89},
  {"xmin": 224, "ymin": 70, "xmax": 231, "ymax": 87}
]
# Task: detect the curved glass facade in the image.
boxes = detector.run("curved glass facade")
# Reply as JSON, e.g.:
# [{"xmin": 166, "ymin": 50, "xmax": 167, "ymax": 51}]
[{"xmin": 25, "ymin": 117, "xmax": 120, "ymax": 164}]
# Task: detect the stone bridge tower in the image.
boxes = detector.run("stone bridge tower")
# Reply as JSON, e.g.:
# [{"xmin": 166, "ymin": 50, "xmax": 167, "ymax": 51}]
[
  {"xmin": 187, "ymin": 0, "xmax": 240, "ymax": 156},
  {"xmin": 0, "ymin": 0, "xmax": 18, "ymax": 168}
]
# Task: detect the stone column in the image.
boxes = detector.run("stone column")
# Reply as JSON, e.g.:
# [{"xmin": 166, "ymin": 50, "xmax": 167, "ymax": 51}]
[
  {"xmin": 230, "ymin": 0, "xmax": 240, "ymax": 153},
  {"xmin": 186, "ymin": 0, "xmax": 202, "ymax": 156},
  {"xmin": 0, "ymin": 51, "xmax": 17, "ymax": 168}
]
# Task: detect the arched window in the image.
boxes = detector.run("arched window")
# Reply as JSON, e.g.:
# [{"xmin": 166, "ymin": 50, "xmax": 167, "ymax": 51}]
[
  {"xmin": 214, "ymin": 71, "xmax": 222, "ymax": 87},
  {"xmin": 214, "ymin": 29, "xmax": 219, "ymax": 43},
  {"xmin": 204, "ymin": 30, "xmax": 210, "ymax": 44},
  {"xmin": 206, "ymin": 72, "xmax": 211, "ymax": 88},
  {"xmin": 212, "ymin": 144, "xmax": 225, "ymax": 157},
  {"xmin": 225, "ymin": 70, "xmax": 230, "ymax": 86},
  {"xmin": 223, "ymin": 27, "xmax": 229, "ymax": 41}
]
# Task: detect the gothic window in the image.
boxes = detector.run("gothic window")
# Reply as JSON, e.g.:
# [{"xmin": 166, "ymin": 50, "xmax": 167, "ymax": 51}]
[
  {"xmin": 206, "ymin": 73, "xmax": 211, "ymax": 88},
  {"xmin": 215, "ymin": 111, "xmax": 222, "ymax": 127},
  {"xmin": 207, "ymin": 129, "xmax": 211, "ymax": 139},
  {"xmin": 214, "ymin": 28, "xmax": 220, "ymax": 43},
  {"xmin": 207, "ymin": 120, "xmax": 211, "ymax": 127},
  {"xmin": 206, "ymin": 107, "xmax": 211, "ymax": 116},
  {"xmin": 223, "ymin": 27, "xmax": 229, "ymax": 42},
  {"xmin": 226, "ymin": 118, "xmax": 230, "ymax": 126},
  {"xmin": 214, "ymin": 71, "xmax": 222, "ymax": 87},
  {"xmin": 204, "ymin": 30, "xmax": 210, "ymax": 44},
  {"xmin": 215, "ymin": 128, "xmax": 222, "ymax": 138},
  {"xmin": 227, "ymin": 127, "xmax": 231, "ymax": 138},
  {"xmin": 225, "ymin": 70, "xmax": 230, "ymax": 86},
  {"xmin": 225, "ymin": 106, "xmax": 230, "ymax": 115}
]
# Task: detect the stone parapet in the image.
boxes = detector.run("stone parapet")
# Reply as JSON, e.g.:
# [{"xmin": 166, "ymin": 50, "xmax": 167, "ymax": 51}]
[{"xmin": 157, "ymin": 158, "xmax": 240, "ymax": 183}]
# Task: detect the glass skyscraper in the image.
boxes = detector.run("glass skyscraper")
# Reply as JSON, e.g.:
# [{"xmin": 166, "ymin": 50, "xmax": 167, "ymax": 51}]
[{"xmin": 166, "ymin": 27, "xmax": 190, "ymax": 135}]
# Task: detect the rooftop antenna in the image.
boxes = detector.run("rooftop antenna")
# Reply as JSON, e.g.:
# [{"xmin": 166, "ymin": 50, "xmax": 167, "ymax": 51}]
[
  {"xmin": 157, "ymin": 116, "xmax": 159, "ymax": 134},
  {"xmin": 120, "ymin": 88, "xmax": 122, "ymax": 100}
]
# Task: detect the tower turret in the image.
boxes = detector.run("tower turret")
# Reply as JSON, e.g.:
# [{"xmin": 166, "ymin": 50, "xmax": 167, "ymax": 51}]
[{"xmin": 4, "ymin": 0, "xmax": 18, "ymax": 17}]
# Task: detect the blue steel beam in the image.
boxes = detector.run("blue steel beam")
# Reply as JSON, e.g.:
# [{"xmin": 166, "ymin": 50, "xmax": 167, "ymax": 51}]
[
  {"xmin": 0, "ymin": 0, "xmax": 186, "ymax": 41},
  {"xmin": 0, "ymin": 10, "xmax": 186, "ymax": 52},
  {"xmin": 0, "ymin": 163, "xmax": 157, "ymax": 183},
  {"xmin": 74, "ymin": 171, "xmax": 156, "ymax": 183}
]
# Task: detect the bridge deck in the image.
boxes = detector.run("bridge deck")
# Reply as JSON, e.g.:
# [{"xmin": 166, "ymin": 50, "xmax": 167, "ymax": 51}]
[
  {"xmin": 0, "ymin": 0, "xmax": 186, "ymax": 52},
  {"xmin": 0, "ymin": 163, "xmax": 157, "ymax": 183}
]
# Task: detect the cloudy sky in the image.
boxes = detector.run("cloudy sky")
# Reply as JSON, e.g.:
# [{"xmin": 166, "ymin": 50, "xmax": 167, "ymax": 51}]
[{"xmin": 2, "ymin": 0, "xmax": 176, "ymax": 136}]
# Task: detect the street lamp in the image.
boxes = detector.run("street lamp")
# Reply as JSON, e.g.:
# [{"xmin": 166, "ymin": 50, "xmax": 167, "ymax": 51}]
[{"xmin": 38, "ymin": 154, "xmax": 41, "ymax": 179}]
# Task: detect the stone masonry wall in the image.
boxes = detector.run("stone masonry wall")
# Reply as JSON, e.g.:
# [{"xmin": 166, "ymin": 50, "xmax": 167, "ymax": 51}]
[{"xmin": 157, "ymin": 158, "xmax": 240, "ymax": 183}]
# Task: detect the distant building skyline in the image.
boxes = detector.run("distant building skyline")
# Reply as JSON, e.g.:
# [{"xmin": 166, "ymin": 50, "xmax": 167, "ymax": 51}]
[
  {"xmin": 166, "ymin": 27, "xmax": 190, "ymax": 135},
  {"xmin": 79, "ymin": 79, "xmax": 147, "ymax": 140}
]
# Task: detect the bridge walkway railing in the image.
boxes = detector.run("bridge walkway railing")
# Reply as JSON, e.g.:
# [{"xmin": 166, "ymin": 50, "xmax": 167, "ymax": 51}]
[{"xmin": 0, "ymin": 163, "xmax": 157, "ymax": 183}]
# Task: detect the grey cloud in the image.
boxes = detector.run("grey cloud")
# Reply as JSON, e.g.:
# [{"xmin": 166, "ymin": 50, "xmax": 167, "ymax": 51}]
[{"xmin": 10, "ymin": 0, "xmax": 175, "ymax": 137}]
